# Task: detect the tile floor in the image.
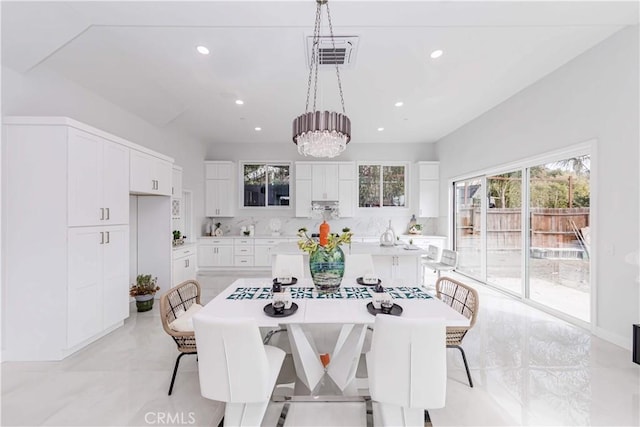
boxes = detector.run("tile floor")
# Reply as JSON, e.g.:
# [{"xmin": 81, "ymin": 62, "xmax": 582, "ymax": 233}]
[{"xmin": 2, "ymin": 271, "xmax": 639, "ymax": 426}]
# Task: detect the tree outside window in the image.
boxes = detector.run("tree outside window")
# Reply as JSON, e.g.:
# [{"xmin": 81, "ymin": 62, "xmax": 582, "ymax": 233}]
[
  {"xmin": 359, "ymin": 164, "xmax": 406, "ymax": 208},
  {"xmin": 243, "ymin": 163, "xmax": 290, "ymax": 207}
]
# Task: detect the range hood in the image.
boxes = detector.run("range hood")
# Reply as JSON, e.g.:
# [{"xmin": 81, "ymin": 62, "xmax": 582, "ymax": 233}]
[{"xmin": 311, "ymin": 200, "xmax": 340, "ymax": 219}]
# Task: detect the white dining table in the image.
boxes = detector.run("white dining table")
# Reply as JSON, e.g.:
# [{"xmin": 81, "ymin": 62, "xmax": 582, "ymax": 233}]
[{"xmin": 198, "ymin": 277, "xmax": 469, "ymax": 395}]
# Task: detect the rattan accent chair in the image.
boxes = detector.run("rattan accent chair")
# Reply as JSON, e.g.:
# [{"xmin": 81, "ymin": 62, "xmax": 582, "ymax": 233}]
[
  {"xmin": 159, "ymin": 280, "xmax": 201, "ymax": 395},
  {"xmin": 435, "ymin": 276, "xmax": 479, "ymax": 387}
]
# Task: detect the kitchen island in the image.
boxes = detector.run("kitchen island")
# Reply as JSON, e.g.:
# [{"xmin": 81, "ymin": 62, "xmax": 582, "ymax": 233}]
[{"xmin": 271, "ymin": 242, "xmax": 428, "ymax": 285}]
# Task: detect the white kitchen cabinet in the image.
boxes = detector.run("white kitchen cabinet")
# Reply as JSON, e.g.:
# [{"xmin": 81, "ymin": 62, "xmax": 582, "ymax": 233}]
[
  {"xmin": 172, "ymin": 245, "xmax": 197, "ymax": 286},
  {"xmin": 295, "ymin": 161, "xmax": 355, "ymax": 217},
  {"xmin": 68, "ymin": 225, "xmax": 129, "ymax": 348},
  {"xmin": 172, "ymin": 165, "xmax": 183, "ymax": 198},
  {"xmin": 372, "ymin": 255, "xmax": 419, "ymax": 283},
  {"xmin": 254, "ymin": 238, "xmax": 289, "ymax": 267},
  {"xmin": 417, "ymin": 161, "xmax": 439, "ymax": 218},
  {"xmin": 198, "ymin": 239, "xmax": 234, "ymax": 267},
  {"xmin": 338, "ymin": 163, "xmax": 356, "ymax": 218},
  {"xmin": 295, "ymin": 179, "xmax": 313, "ymax": 217},
  {"xmin": 312, "ymin": 164, "xmax": 339, "ymax": 200},
  {"xmin": 130, "ymin": 149, "xmax": 173, "ymax": 196},
  {"xmin": 234, "ymin": 238, "xmax": 254, "ymax": 266},
  {"xmin": 205, "ymin": 161, "xmax": 235, "ymax": 217},
  {"xmin": 68, "ymin": 128, "xmax": 130, "ymax": 226}
]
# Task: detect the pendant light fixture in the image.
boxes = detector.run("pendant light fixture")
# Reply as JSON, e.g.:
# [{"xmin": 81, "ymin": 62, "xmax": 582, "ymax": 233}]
[{"xmin": 292, "ymin": 0, "xmax": 351, "ymax": 158}]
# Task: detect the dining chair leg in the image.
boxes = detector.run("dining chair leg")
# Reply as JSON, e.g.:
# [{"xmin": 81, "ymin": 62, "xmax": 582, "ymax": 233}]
[
  {"xmin": 169, "ymin": 352, "xmax": 195, "ymax": 395},
  {"xmin": 449, "ymin": 345, "xmax": 473, "ymax": 388}
]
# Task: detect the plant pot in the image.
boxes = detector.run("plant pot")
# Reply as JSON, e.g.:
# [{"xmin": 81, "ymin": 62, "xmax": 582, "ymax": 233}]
[
  {"xmin": 135, "ymin": 294, "xmax": 155, "ymax": 312},
  {"xmin": 309, "ymin": 246, "xmax": 345, "ymax": 294}
]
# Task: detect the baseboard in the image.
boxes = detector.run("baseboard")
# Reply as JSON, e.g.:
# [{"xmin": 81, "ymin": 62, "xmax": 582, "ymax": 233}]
[{"xmin": 593, "ymin": 326, "xmax": 632, "ymax": 351}]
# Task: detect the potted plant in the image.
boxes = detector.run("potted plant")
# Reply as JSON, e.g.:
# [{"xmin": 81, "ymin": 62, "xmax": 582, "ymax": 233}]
[
  {"xmin": 172, "ymin": 230, "xmax": 184, "ymax": 246},
  {"xmin": 129, "ymin": 274, "xmax": 160, "ymax": 312}
]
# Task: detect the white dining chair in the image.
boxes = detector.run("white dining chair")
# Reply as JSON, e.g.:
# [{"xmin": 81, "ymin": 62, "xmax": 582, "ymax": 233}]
[
  {"xmin": 272, "ymin": 254, "xmax": 305, "ymax": 279},
  {"xmin": 366, "ymin": 315, "xmax": 447, "ymax": 427},
  {"xmin": 193, "ymin": 316, "xmax": 286, "ymax": 427},
  {"xmin": 344, "ymin": 253, "xmax": 375, "ymax": 278}
]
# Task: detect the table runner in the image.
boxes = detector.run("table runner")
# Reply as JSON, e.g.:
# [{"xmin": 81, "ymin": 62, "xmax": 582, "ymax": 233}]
[{"xmin": 226, "ymin": 286, "xmax": 432, "ymax": 300}]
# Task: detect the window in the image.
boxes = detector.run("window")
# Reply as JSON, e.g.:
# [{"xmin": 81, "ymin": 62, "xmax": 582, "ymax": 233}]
[
  {"xmin": 358, "ymin": 163, "xmax": 407, "ymax": 208},
  {"xmin": 242, "ymin": 163, "xmax": 290, "ymax": 207}
]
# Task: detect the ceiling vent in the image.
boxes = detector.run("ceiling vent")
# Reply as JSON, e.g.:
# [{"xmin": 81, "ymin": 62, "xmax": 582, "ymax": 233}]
[{"xmin": 306, "ymin": 36, "xmax": 359, "ymax": 69}]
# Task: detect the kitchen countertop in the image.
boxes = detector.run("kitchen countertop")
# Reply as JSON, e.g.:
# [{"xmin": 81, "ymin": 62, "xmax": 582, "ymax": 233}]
[
  {"xmin": 271, "ymin": 241, "xmax": 428, "ymax": 256},
  {"xmin": 198, "ymin": 234, "xmax": 445, "ymax": 240}
]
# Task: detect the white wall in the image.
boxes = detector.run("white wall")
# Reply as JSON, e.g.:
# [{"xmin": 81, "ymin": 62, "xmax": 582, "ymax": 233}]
[
  {"xmin": 436, "ymin": 26, "xmax": 640, "ymax": 347},
  {"xmin": 1, "ymin": 65, "xmax": 208, "ymax": 234},
  {"xmin": 206, "ymin": 141, "xmax": 436, "ymax": 162}
]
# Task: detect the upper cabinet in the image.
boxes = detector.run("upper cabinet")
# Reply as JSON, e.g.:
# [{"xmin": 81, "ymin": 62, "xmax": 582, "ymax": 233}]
[
  {"xmin": 172, "ymin": 165, "xmax": 183, "ymax": 198},
  {"xmin": 417, "ymin": 161, "xmax": 439, "ymax": 218},
  {"xmin": 295, "ymin": 162, "xmax": 355, "ymax": 217},
  {"xmin": 68, "ymin": 128, "xmax": 130, "ymax": 226},
  {"xmin": 312, "ymin": 164, "xmax": 339, "ymax": 200},
  {"xmin": 205, "ymin": 161, "xmax": 235, "ymax": 217},
  {"xmin": 130, "ymin": 150, "xmax": 172, "ymax": 196}
]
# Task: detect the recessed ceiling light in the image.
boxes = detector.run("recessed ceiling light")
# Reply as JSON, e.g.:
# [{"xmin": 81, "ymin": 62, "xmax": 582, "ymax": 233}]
[
  {"xmin": 235, "ymin": 99, "xmax": 244, "ymax": 105},
  {"xmin": 430, "ymin": 49, "xmax": 444, "ymax": 59},
  {"xmin": 394, "ymin": 101, "xmax": 404, "ymax": 107},
  {"xmin": 254, "ymin": 127, "xmax": 262, "ymax": 131},
  {"xmin": 377, "ymin": 127, "xmax": 384, "ymax": 132},
  {"xmin": 196, "ymin": 46, "xmax": 210, "ymax": 55}
]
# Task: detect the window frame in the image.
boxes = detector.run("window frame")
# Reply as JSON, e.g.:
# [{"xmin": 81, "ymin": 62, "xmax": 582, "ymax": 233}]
[
  {"xmin": 356, "ymin": 161, "xmax": 410, "ymax": 211},
  {"xmin": 239, "ymin": 161, "xmax": 292, "ymax": 209}
]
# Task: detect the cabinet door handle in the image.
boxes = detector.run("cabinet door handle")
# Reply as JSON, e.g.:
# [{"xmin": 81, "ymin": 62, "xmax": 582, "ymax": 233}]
[
  {"xmin": 100, "ymin": 232, "xmax": 104, "ymax": 244},
  {"xmin": 105, "ymin": 208, "xmax": 110, "ymax": 220},
  {"xmin": 185, "ymin": 259, "xmax": 188, "ymax": 268},
  {"xmin": 100, "ymin": 208, "xmax": 105, "ymax": 220},
  {"xmin": 105, "ymin": 231, "xmax": 110, "ymax": 244}
]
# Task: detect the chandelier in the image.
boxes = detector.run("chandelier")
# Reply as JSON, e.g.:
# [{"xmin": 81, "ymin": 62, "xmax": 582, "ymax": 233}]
[{"xmin": 292, "ymin": 0, "xmax": 351, "ymax": 158}]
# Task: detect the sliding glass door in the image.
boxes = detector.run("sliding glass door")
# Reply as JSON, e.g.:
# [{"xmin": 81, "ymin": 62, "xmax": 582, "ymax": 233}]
[
  {"xmin": 454, "ymin": 178, "xmax": 483, "ymax": 279},
  {"xmin": 452, "ymin": 152, "xmax": 591, "ymax": 324},
  {"xmin": 486, "ymin": 171, "xmax": 522, "ymax": 295},
  {"xmin": 528, "ymin": 156, "xmax": 590, "ymax": 322}
]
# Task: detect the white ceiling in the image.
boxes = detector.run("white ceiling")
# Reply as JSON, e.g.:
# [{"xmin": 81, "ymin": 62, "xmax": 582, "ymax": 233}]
[{"xmin": 2, "ymin": 1, "xmax": 638, "ymax": 145}]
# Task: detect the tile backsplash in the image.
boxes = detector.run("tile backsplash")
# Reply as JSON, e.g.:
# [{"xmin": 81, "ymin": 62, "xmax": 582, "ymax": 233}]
[{"xmin": 202, "ymin": 216, "xmax": 438, "ymax": 238}]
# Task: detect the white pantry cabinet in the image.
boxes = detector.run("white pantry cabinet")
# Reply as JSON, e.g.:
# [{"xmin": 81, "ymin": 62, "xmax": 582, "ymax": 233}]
[
  {"xmin": 68, "ymin": 225, "xmax": 129, "ymax": 348},
  {"xmin": 2, "ymin": 117, "xmax": 147, "ymax": 361},
  {"xmin": 130, "ymin": 149, "xmax": 173, "ymax": 196},
  {"xmin": 205, "ymin": 161, "xmax": 235, "ymax": 217},
  {"xmin": 68, "ymin": 128, "xmax": 130, "ymax": 226}
]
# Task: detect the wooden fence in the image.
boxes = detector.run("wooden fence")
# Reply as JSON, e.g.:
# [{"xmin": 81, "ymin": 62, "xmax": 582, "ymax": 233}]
[{"xmin": 457, "ymin": 207, "xmax": 589, "ymax": 249}]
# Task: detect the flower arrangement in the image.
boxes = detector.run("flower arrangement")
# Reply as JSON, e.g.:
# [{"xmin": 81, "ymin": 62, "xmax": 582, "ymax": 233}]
[
  {"xmin": 129, "ymin": 274, "xmax": 160, "ymax": 297},
  {"xmin": 297, "ymin": 227, "xmax": 353, "ymax": 254}
]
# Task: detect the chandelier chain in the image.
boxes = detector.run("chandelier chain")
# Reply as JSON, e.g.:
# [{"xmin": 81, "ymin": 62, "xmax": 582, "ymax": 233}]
[
  {"xmin": 325, "ymin": 1, "xmax": 346, "ymax": 114},
  {"xmin": 305, "ymin": 1, "xmax": 322, "ymax": 113}
]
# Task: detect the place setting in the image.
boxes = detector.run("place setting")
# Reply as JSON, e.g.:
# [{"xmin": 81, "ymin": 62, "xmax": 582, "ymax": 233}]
[
  {"xmin": 272, "ymin": 275, "xmax": 298, "ymax": 286},
  {"xmin": 263, "ymin": 283, "xmax": 298, "ymax": 317},
  {"xmin": 356, "ymin": 273, "xmax": 382, "ymax": 286},
  {"xmin": 366, "ymin": 284, "xmax": 403, "ymax": 316}
]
